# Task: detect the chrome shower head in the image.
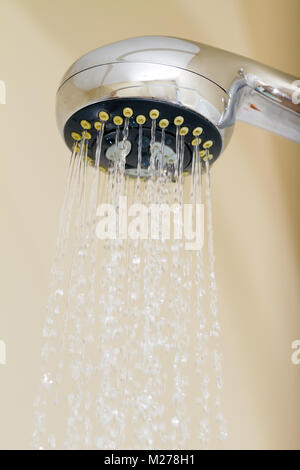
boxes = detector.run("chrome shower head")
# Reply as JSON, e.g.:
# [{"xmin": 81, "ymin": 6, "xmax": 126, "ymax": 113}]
[{"xmin": 56, "ymin": 36, "xmax": 300, "ymax": 173}]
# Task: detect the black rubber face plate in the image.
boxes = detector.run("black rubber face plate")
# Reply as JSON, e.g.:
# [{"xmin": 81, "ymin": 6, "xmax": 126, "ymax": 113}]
[{"xmin": 64, "ymin": 98, "xmax": 222, "ymax": 173}]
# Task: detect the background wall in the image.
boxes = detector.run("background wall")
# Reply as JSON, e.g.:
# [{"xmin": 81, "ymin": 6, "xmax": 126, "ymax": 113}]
[{"xmin": 0, "ymin": 0, "xmax": 299, "ymax": 449}]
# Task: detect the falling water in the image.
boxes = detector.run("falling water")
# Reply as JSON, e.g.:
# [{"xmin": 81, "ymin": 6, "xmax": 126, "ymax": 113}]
[{"xmin": 33, "ymin": 122, "xmax": 226, "ymax": 449}]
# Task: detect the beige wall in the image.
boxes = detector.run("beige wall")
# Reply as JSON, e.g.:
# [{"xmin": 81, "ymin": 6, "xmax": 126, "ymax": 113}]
[{"xmin": 0, "ymin": 0, "xmax": 299, "ymax": 449}]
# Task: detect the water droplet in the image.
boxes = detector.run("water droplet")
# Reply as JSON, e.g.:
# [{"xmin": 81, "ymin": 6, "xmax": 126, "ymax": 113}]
[
  {"xmin": 41, "ymin": 373, "xmax": 53, "ymax": 389},
  {"xmin": 171, "ymin": 416, "xmax": 180, "ymax": 426}
]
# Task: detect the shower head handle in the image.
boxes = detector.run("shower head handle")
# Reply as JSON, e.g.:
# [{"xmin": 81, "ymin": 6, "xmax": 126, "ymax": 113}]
[{"xmin": 209, "ymin": 45, "xmax": 300, "ymax": 143}]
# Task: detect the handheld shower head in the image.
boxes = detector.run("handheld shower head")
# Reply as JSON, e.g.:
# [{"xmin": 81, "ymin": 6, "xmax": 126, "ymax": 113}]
[{"xmin": 56, "ymin": 36, "xmax": 300, "ymax": 173}]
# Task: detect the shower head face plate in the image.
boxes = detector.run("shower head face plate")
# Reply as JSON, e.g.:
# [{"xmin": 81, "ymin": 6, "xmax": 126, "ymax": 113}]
[{"xmin": 64, "ymin": 98, "xmax": 222, "ymax": 175}]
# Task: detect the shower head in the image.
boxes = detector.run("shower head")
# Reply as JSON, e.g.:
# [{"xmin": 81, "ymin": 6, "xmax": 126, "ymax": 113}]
[{"xmin": 56, "ymin": 36, "xmax": 300, "ymax": 174}]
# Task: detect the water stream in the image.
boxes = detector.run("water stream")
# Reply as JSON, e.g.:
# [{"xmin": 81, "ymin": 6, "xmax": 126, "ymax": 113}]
[{"xmin": 33, "ymin": 122, "xmax": 227, "ymax": 449}]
